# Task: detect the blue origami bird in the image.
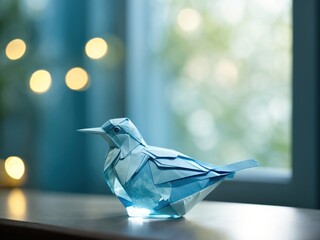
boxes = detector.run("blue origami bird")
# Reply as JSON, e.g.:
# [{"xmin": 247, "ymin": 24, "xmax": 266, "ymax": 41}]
[{"xmin": 79, "ymin": 118, "xmax": 258, "ymax": 218}]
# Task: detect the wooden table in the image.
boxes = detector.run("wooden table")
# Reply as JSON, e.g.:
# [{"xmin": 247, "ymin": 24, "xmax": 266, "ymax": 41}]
[{"xmin": 0, "ymin": 188, "xmax": 320, "ymax": 239}]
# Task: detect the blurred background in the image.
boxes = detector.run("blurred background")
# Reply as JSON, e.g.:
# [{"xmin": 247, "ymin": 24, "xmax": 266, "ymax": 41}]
[{"xmin": 0, "ymin": 0, "xmax": 318, "ymax": 209}]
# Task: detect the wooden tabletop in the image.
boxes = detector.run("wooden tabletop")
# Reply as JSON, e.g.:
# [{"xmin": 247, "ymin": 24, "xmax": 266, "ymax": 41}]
[{"xmin": 0, "ymin": 188, "xmax": 320, "ymax": 240}]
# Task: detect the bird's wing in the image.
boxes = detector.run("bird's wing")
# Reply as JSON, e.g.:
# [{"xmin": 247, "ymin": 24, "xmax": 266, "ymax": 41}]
[{"xmin": 143, "ymin": 146, "xmax": 227, "ymax": 184}]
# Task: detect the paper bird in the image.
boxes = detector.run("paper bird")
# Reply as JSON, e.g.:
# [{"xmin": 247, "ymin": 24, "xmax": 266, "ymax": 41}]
[{"xmin": 79, "ymin": 118, "xmax": 259, "ymax": 218}]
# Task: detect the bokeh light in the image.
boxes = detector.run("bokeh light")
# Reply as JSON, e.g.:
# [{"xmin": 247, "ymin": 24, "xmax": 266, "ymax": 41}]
[
  {"xmin": 65, "ymin": 67, "xmax": 89, "ymax": 91},
  {"xmin": 183, "ymin": 55, "xmax": 210, "ymax": 83},
  {"xmin": 4, "ymin": 156, "xmax": 25, "ymax": 180},
  {"xmin": 5, "ymin": 39, "xmax": 27, "ymax": 60},
  {"xmin": 177, "ymin": 8, "xmax": 201, "ymax": 32},
  {"xmin": 29, "ymin": 70, "xmax": 52, "ymax": 94},
  {"xmin": 25, "ymin": 0, "xmax": 49, "ymax": 12},
  {"xmin": 85, "ymin": 37, "xmax": 108, "ymax": 59},
  {"xmin": 187, "ymin": 109, "xmax": 217, "ymax": 150},
  {"xmin": 214, "ymin": 58, "xmax": 239, "ymax": 88},
  {"xmin": 7, "ymin": 188, "xmax": 27, "ymax": 220}
]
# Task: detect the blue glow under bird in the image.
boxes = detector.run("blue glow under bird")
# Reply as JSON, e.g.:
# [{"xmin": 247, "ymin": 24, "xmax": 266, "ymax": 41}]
[{"xmin": 79, "ymin": 118, "xmax": 259, "ymax": 218}]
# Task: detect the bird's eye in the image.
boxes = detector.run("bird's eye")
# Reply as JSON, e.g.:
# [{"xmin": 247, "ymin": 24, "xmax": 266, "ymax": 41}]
[{"xmin": 114, "ymin": 127, "xmax": 120, "ymax": 133}]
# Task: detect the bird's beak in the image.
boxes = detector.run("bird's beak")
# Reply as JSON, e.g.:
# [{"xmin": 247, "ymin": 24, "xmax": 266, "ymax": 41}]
[
  {"xmin": 77, "ymin": 127, "xmax": 105, "ymax": 134},
  {"xmin": 78, "ymin": 127, "xmax": 117, "ymax": 148}
]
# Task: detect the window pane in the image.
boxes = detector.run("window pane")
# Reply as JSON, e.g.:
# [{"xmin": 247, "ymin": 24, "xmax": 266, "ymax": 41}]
[{"xmin": 150, "ymin": 0, "xmax": 291, "ymax": 168}]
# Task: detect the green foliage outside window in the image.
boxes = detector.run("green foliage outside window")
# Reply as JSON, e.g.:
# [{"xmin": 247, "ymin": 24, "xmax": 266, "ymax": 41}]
[{"xmin": 159, "ymin": 0, "xmax": 291, "ymax": 168}]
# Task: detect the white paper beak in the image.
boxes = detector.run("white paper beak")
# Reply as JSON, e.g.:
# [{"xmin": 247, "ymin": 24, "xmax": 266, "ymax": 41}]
[{"xmin": 77, "ymin": 127, "xmax": 105, "ymax": 134}]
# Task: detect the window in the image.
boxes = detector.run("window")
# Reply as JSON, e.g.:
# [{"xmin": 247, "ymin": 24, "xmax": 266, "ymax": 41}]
[{"xmin": 126, "ymin": 0, "xmax": 319, "ymax": 208}]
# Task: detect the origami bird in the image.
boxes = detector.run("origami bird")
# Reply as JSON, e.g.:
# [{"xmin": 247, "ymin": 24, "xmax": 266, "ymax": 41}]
[{"xmin": 79, "ymin": 118, "xmax": 259, "ymax": 218}]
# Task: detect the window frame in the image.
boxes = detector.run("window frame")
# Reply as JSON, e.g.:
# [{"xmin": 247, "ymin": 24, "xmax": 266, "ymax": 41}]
[{"xmin": 126, "ymin": 0, "xmax": 319, "ymax": 208}]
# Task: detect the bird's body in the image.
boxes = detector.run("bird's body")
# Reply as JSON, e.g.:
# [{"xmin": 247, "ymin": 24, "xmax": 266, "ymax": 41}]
[{"xmin": 79, "ymin": 118, "xmax": 259, "ymax": 218}]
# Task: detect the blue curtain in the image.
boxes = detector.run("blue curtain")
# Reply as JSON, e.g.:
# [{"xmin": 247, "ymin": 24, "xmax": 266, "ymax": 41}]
[{"xmin": 29, "ymin": 0, "xmax": 126, "ymax": 193}]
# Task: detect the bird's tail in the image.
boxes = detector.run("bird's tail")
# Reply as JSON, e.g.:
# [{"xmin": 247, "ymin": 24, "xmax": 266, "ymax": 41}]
[{"xmin": 214, "ymin": 159, "xmax": 259, "ymax": 173}]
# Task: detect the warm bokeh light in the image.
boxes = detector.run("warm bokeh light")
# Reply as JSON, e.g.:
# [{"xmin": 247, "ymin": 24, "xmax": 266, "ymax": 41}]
[
  {"xmin": 65, "ymin": 67, "xmax": 89, "ymax": 91},
  {"xmin": 214, "ymin": 58, "xmax": 239, "ymax": 87},
  {"xmin": 177, "ymin": 8, "xmax": 201, "ymax": 32},
  {"xmin": 7, "ymin": 188, "xmax": 27, "ymax": 220},
  {"xmin": 85, "ymin": 37, "xmax": 108, "ymax": 59},
  {"xmin": 4, "ymin": 156, "xmax": 25, "ymax": 180},
  {"xmin": 29, "ymin": 70, "xmax": 52, "ymax": 94},
  {"xmin": 5, "ymin": 39, "xmax": 27, "ymax": 60}
]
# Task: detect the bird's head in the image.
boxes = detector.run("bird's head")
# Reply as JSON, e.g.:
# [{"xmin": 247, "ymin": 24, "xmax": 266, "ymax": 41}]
[{"xmin": 78, "ymin": 118, "xmax": 146, "ymax": 149}]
